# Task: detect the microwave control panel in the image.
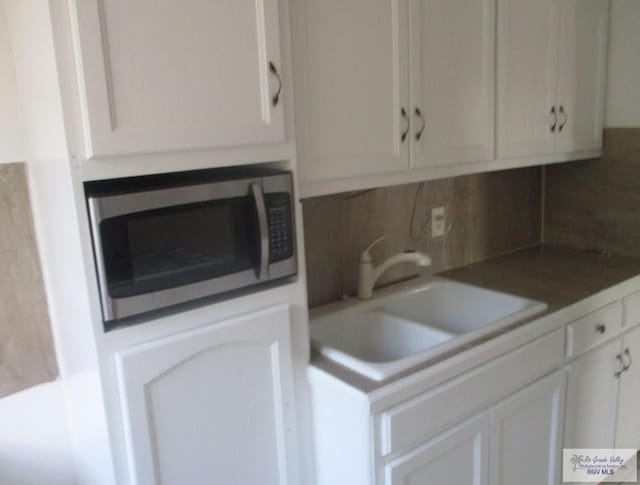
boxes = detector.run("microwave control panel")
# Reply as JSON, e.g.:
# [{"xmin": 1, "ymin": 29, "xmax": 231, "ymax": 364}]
[{"xmin": 265, "ymin": 193, "xmax": 294, "ymax": 263}]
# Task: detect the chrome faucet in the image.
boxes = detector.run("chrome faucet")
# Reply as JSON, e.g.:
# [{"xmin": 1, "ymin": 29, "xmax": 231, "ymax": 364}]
[{"xmin": 357, "ymin": 237, "xmax": 431, "ymax": 299}]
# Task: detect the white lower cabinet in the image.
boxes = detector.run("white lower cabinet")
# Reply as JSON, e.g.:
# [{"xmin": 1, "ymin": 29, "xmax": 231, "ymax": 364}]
[
  {"xmin": 115, "ymin": 305, "xmax": 298, "ymax": 485},
  {"xmin": 384, "ymin": 370, "xmax": 565, "ymax": 485},
  {"xmin": 564, "ymin": 340, "xmax": 622, "ymax": 449},
  {"xmin": 615, "ymin": 325, "xmax": 640, "ymax": 449},
  {"xmin": 490, "ymin": 371, "xmax": 565, "ymax": 485},
  {"xmin": 385, "ymin": 415, "xmax": 489, "ymax": 485}
]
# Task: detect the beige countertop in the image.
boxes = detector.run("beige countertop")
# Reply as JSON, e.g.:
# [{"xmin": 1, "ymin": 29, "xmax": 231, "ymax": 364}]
[{"xmin": 309, "ymin": 245, "xmax": 640, "ymax": 394}]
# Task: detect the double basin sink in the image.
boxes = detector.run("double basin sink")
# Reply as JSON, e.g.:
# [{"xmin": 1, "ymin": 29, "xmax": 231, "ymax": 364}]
[{"xmin": 310, "ymin": 278, "xmax": 547, "ymax": 381}]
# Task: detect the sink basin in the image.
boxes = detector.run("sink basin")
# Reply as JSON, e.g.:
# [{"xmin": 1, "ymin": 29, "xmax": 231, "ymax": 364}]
[{"xmin": 310, "ymin": 278, "xmax": 547, "ymax": 381}]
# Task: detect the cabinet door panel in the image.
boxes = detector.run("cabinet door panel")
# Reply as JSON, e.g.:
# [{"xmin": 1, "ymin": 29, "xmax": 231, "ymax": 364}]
[
  {"xmin": 293, "ymin": 0, "xmax": 410, "ymax": 182},
  {"xmin": 490, "ymin": 371, "xmax": 565, "ymax": 485},
  {"xmin": 615, "ymin": 326, "xmax": 640, "ymax": 449},
  {"xmin": 496, "ymin": 0, "xmax": 559, "ymax": 158},
  {"xmin": 564, "ymin": 341, "xmax": 621, "ymax": 449},
  {"xmin": 73, "ymin": 0, "xmax": 284, "ymax": 158},
  {"xmin": 555, "ymin": 0, "xmax": 608, "ymax": 153},
  {"xmin": 385, "ymin": 415, "xmax": 489, "ymax": 485},
  {"xmin": 410, "ymin": 0, "xmax": 495, "ymax": 167},
  {"xmin": 116, "ymin": 305, "xmax": 297, "ymax": 485}
]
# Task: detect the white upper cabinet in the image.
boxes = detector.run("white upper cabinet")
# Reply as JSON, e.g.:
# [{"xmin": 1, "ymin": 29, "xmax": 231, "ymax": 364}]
[
  {"xmin": 71, "ymin": 0, "xmax": 285, "ymax": 159},
  {"xmin": 497, "ymin": 0, "xmax": 608, "ymax": 159},
  {"xmin": 115, "ymin": 305, "xmax": 298, "ymax": 485},
  {"xmin": 409, "ymin": 0, "xmax": 495, "ymax": 167},
  {"xmin": 555, "ymin": 0, "xmax": 609, "ymax": 153},
  {"xmin": 292, "ymin": 0, "xmax": 410, "ymax": 181},
  {"xmin": 293, "ymin": 0, "xmax": 608, "ymax": 195},
  {"xmin": 496, "ymin": 0, "xmax": 559, "ymax": 159}
]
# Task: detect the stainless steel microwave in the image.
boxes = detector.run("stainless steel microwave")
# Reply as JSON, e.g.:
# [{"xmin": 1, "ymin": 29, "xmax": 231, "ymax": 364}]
[{"xmin": 86, "ymin": 167, "xmax": 297, "ymax": 327}]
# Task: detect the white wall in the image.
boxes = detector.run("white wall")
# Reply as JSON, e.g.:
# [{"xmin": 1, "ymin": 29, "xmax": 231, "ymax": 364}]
[
  {"xmin": 0, "ymin": 0, "xmax": 23, "ymax": 162},
  {"xmin": 0, "ymin": 381, "xmax": 76, "ymax": 485},
  {"xmin": 605, "ymin": 0, "xmax": 640, "ymax": 127}
]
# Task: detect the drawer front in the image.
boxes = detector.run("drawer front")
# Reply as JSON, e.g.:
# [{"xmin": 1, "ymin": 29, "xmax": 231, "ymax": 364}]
[
  {"xmin": 378, "ymin": 329, "xmax": 564, "ymax": 457},
  {"xmin": 566, "ymin": 303, "xmax": 622, "ymax": 358},
  {"xmin": 623, "ymin": 290, "xmax": 640, "ymax": 328}
]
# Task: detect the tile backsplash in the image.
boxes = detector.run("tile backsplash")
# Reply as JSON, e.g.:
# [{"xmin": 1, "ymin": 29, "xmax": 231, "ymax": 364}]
[
  {"xmin": 545, "ymin": 128, "xmax": 640, "ymax": 257},
  {"xmin": 302, "ymin": 167, "xmax": 542, "ymax": 307},
  {"xmin": 0, "ymin": 163, "xmax": 57, "ymax": 398}
]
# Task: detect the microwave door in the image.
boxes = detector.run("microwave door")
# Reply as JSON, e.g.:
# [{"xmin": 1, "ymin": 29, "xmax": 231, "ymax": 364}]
[{"xmin": 90, "ymin": 179, "xmax": 265, "ymax": 322}]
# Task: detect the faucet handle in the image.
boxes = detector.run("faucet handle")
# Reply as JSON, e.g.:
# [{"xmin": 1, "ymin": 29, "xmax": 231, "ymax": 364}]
[{"xmin": 360, "ymin": 236, "xmax": 386, "ymax": 263}]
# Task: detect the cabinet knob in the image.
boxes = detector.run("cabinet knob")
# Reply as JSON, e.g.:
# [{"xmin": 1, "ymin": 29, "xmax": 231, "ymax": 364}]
[
  {"xmin": 550, "ymin": 106, "xmax": 557, "ymax": 132},
  {"xmin": 269, "ymin": 61, "xmax": 282, "ymax": 107},
  {"xmin": 595, "ymin": 324, "xmax": 606, "ymax": 334}
]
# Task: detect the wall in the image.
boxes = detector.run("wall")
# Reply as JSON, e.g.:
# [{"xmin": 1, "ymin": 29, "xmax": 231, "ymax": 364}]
[
  {"xmin": 606, "ymin": 0, "xmax": 640, "ymax": 127},
  {"xmin": 0, "ymin": 0, "xmax": 22, "ymax": 162},
  {"xmin": 0, "ymin": 162, "xmax": 57, "ymax": 397},
  {"xmin": 302, "ymin": 167, "xmax": 542, "ymax": 307},
  {"xmin": 0, "ymin": 2, "xmax": 74, "ymax": 483},
  {"xmin": 545, "ymin": 129, "xmax": 640, "ymax": 257}
]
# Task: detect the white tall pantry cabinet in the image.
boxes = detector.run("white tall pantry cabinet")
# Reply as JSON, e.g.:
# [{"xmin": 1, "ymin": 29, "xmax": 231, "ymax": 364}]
[{"xmin": 6, "ymin": 0, "xmax": 310, "ymax": 484}]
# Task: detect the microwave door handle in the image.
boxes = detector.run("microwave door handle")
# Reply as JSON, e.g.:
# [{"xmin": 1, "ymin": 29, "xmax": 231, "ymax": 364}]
[{"xmin": 251, "ymin": 183, "xmax": 269, "ymax": 280}]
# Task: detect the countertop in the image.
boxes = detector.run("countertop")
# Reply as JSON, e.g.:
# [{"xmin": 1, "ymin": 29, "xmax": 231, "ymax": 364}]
[{"xmin": 309, "ymin": 245, "xmax": 640, "ymax": 394}]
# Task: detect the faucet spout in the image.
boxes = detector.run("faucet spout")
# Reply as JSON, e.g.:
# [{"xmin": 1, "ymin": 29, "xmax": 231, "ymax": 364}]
[{"xmin": 357, "ymin": 247, "xmax": 431, "ymax": 300}]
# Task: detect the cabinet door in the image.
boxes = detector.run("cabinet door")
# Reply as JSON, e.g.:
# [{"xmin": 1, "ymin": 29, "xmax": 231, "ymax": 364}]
[
  {"xmin": 115, "ymin": 305, "xmax": 298, "ymax": 485},
  {"xmin": 496, "ymin": 0, "xmax": 560, "ymax": 159},
  {"xmin": 385, "ymin": 415, "xmax": 489, "ymax": 485},
  {"xmin": 409, "ymin": 0, "xmax": 495, "ymax": 167},
  {"xmin": 564, "ymin": 340, "xmax": 621, "ymax": 449},
  {"xmin": 490, "ymin": 371, "xmax": 565, "ymax": 485},
  {"xmin": 72, "ymin": 0, "xmax": 285, "ymax": 158},
  {"xmin": 292, "ymin": 0, "xmax": 410, "ymax": 182},
  {"xmin": 615, "ymin": 326, "xmax": 640, "ymax": 449},
  {"xmin": 555, "ymin": 0, "xmax": 608, "ymax": 154}
]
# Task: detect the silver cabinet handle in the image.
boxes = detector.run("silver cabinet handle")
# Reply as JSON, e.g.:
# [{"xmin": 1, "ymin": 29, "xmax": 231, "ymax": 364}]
[
  {"xmin": 550, "ymin": 106, "xmax": 557, "ymax": 132},
  {"xmin": 269, "ymin": 61, "xmax": 282, "ymax": 107},
  {"xmin": 414, "ymin": 107, "xmax": 426, "ymax": 141},
  {"xmin": 622, "ymin": 348, "xmax": 632, "ymax": 371},
  {"xmin": 559, "ymin": 105, "xmax": 568, "ymax": 132},
  {"xmin": 251, "ymin": 183, "xmax": 269, "ymax": 280},
  {"xmin": 401, "ymin": 108, "xmax": 409, "ymax": 143},
  {"xmin": 615, "ymin": 354, "xmax": 626, "ymax": 379},
  {"xmin": 595, "ymin": 324, "xmax": 606, "ymax": 335}
]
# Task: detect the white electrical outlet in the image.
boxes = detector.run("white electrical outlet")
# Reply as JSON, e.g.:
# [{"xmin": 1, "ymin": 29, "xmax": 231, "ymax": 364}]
[{"xmin": 431, "ymin": 207, "xmax": 446, "ymax": 238}]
